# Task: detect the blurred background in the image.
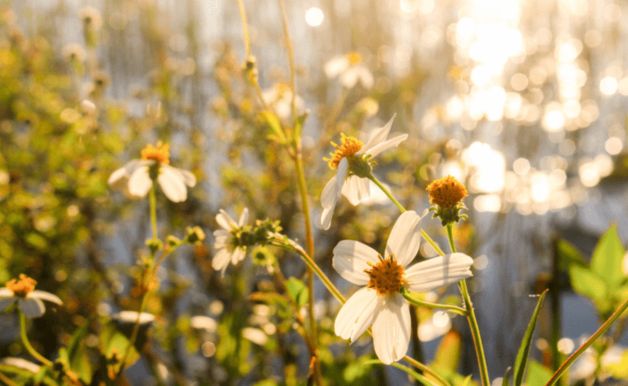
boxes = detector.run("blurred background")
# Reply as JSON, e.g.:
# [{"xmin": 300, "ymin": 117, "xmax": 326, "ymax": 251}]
[{"xmin": 1, "ymin": 0, "xmax": 627, "ymax": 384}]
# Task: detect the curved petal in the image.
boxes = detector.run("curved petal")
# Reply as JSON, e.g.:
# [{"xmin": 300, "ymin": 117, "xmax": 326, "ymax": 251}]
[
  {"xmin": 336, "ymin": 158, "xmax": 349, "ymax": 193},
  {"xmin": 216, "ymin": 210, "xmax": 238, "ymax": 232},
  {"xmin": 385, "ymin": 211, "xmax": 423, "ymax": 267},
  {"xmin": 0, "ymin": 288, "xmax": 13, "ymax": 298},
  {"xmin": 357, "ymin": 66, "xmax": 374, "ymax": 89},
  {"xmin": 405, "ymin": 253, "xmax": 474, "ymax": 292},
  {"xmin": 372, "ymin": 293, "xmax": 411, "ymax": 364},
  {"xmin": 358, "ymin": 115, "xmax": 396, "ymax": 156},
  {"xmin": 0, "ymin": 297, "xmax": 15, "ymax": 312},
  {"xmin": 238, "ymin": 208, "xmax": 249, "ymax": 227},
  {"xmin": 320, "ymin": 176, "xmax": 340, "ymax": 230},
  {"xmin": 340, "ymin": 70, "xmax": 359, "ymax": 88},
  {"xmin": 332, "ymin": 240, "xmax": 381, "ymax": 285},
  {"xmin": 178, "ymin": 169, "xmax": 197, "ymax": 187},
  {"xmin": 230, "ymin": 247, "xmax": 247, "ymax": 265},
  {"xmin": 128, "ymin": 166, "xmax": 152, "ymax": 198},
  {"xmin": 19, "ymin": 298, "xmax": 45, "ymax": 319},
  {"xmin": 213, "ymin": 229, "xmax": 231, "ymax": 249},
  {"xmin": 212, "ymin": 248, "xmax": 232, "ymax": 276},
  {"xmin": 325, "ymin": 56, "xmax": 349, "ymax": 78},
  {"xmin": 30, "ymin": 291, "xmax": 62, "ymax": 306},
  {"xmin": 108, "ymin": 166, "xmax": 129, "ymax": 187},
  {"xmin": 334, "ymin": 287, "xmax": 379, "ymax": 342},
  {"xmin": 158, "ymin": 165, "xmax": 188, "ymax": 202},
  {"xmin": 341, "ymin": 176, "xmax": 372, "ymax": 206},
  {"xmin": 364, "ymin": 134, "xmax": 408, "ymax": 158}
]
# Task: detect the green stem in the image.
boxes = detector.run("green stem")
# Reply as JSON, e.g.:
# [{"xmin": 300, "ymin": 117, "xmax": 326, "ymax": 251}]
[
  {"xmin": 18, "ymin": 311, "xmax": 52, "ymax": 367},
  {"xmin": 236, "ymin": 0, "xmax": 251, "ymax": 58},
  {"xmin": 149, "ymin": 185, "xmax": 158, "ymax": 240},
  {"xmin": 545, "ymin": 298, "xmax": 628, "ymax": 386},
  {"xmin": 401, "ymin": 288, "xmax": 468, "ymax": 316},
  {"xmin": 368, "ymin": 174, "xmax": 406, "ymax": 213},
  {"xmin": 447, "ymin": 225, "xmax": 490, "ymax": 386},
  {"xmin": 278, "ymin": 0, "xmax": 297, "ymax": 125}
]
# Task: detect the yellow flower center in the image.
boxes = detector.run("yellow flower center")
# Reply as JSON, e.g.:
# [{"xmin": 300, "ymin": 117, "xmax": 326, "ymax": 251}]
[
  {"xmin": 426, "ymin": 175, "xmax": 468, "ymax": 208},
  {"xmin": 346, "ymin": 51, "xmax": 362, "ymax": 65},
  {"xmin": 140, "ymin": 142, "xmax": 170, "ymax": 165},
  {"xmin": 366, "ymin": 257, "xmax": 407, "ymax": 297},
  {"xmin": 6, "ymin": 274, "xmax": 37, "ymax": 297},
  {"xmin": 325, "ymin": 134, "xmax": 363, "ymax": 170}
]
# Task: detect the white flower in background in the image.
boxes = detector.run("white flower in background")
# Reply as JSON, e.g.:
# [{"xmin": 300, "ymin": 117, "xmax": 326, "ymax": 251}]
[
  {"xmin": 262, "ymin": 83, "xmax": 305, "ymax": 121},
  {"xmin": 325, "ymin": 52, "xmax": 374, "ymax": 89},
  {"xmin": 320, "ymin": 115, "xmax": 407, "ymax": 230},
  {"xmin": 108, "ymin": 142, "xmax": 196, "ymax": 203},
  {"xmin": 0, "ymin": 274, "xmax": 63, "ymax": 319},
  {"xmin": 332, "ymin": 211, "xmax": 474, "ymax": 364},
  {"xmin": 212, "ymin": 208, "xmax": 249, "ymax": 275},
  {"xmin": 113, "ymin": 310, "xmax": 156, "ymax": 325}
]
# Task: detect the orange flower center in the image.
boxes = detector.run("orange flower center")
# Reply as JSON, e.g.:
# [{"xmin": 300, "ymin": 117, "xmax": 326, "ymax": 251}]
[
  {"xmin": 6, "ymin": 274, "xmax": 37, "ymax": 297},
  {"xmin": 366, "ymin": 257, "xmax": 407, "ymax": 296},
  {"xmin": 347, "ymin": 51, "xmax": 362, "ymax": 65},
  {"xmin": 426, "ymin": 175, "xmax": 468, "ymax": 208},
  {"xmin": 325, "ymin": 134, "xmax": 363, "ymax": 169},
  {"xmin": 140, "ymin": 142, "xmax": 170, "ymax": 165}
]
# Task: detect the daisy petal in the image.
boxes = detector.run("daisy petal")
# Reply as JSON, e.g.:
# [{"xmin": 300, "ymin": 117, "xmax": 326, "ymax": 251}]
[
  {"xmin": 320, "ymin": 176, "xmax": 340, "ymax": 230},
  {"xmin": 0, "ymin": 288, "xmax": 13, "ymax": 297},
  {"xmin": 372, "ymin": 294, "xmax": 411, "ymax": 364},
  {"xmin": 340, "ymin": 70, "xmax": 359, "ymax": 88},
  {"xmin": 212, "ymin": 249, "xmax": 231, "ymax": 276},
  {"xmin": 341, "ymin": 176, "xmax": 372, "ymax": 206},
  {"xmin": 128, "ymin": 166, "xmax": 152, "ymax": 198},
  {"xmin": 178, "ymin": 169, "xmax": 197, "ymax": 187},
  {"xmin": 238, "ymin": 208, "xmax": 249, "ymax": 227},
  {"xmin": 332, "ymin": 240, "xmax": 381, "ymax": 285},
  {"xmin": 336, "ymin": 158, "xmax": 349, "ymax": 193},
  {"xmin": 31, "ymin": 291, "xmax": 62, "ymax": 305},
  {"xmin": 230, "ymin": 247, "xmax": 247, "ymax": 265},
  {"xmin": 334, "ymin": 287, "xmax": 379, "ymax": 342},
  {"xmin": 405, "ymin": 253, "xmax": 474, "ymax": 292},
  {"xmin": 385, "ymin": 211, "xmax": 423, "ymax": 267},
  {"xmin": 158, "ymin": 165, "xmax": 188, "ymax": 202},
  {"xmin": 358, "ymin": 115, "xmax": 395, "ymax": 155},
  {"xmin": 108, "ymin": 166, "xmax": 129, "ymax": 187},
  {"xmin": 364, "ymin": 134, "xmax": 408, "ymax": 158},
  {"xmin": 325, "ymin": 56, "xmax": 349, "ymax": 78},
  {"xmin": 357, "ymin": 66, "xmax": 374, "ymax": 89},
  {"xmin": 216, "ymin": 210, "xmax": 238, "ymax": 231},
  {"xmin": 19, "ymin": 298, "xmax": 45, "ymax": 319}
]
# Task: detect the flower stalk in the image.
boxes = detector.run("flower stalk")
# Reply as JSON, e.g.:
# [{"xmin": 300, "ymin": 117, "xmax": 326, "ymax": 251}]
[
  {"xmin": 401, "ymin": 287, "xmax": 468, "ymax": 316},
  {"xmin": 18, "ymin": 311, "xmax": 52, "ymax": 367}
]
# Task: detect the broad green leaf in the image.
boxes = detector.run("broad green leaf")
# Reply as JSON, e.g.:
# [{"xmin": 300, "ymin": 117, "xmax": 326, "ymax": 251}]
[
  {"xmin": 591, "ymin": 225, "xmax": 625, "ymax": 290},
  {"xmin": 568, "ymin": 264, "xmax": 608, "ymax": 306},
  {"xmin": 605, "ymin": 349, "xmax": 628, "ymax": 380},
  {"xmin": 525, "ymin": 360, "xmax": 552, "ymax": 386},
  {"xmin": 557, "ymin": 240, "xmax": 585, "ymax": 269},
  {"xmin": 433, "ymin": 331, "xmax": 461, "ymax": 372},
  {"xmin": 285, "ymin": 277, "xmax": 309, "ymax": 307},
  {"xmin": 513, "ymin": 289, "xmax": 547, "ymax": 386}
]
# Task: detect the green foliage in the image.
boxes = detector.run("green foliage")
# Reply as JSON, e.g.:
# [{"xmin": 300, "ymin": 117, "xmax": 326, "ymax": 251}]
[
  {"xmin": 525, "ymin": 360, "xmax": 552, "ymax": 386},
  {"xmin": 513, "ymin": 290, "xmax": 547, "ymax": 386}
]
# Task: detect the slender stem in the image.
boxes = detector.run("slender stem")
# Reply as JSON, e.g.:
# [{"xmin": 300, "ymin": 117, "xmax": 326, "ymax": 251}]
[
  {"xmin": 277, "ymin": 0, "xmax": 297, "ymax": 125},
  {"xmin": 402, "ymin": 355, "xmax": 451, "ymax": 386},
  {"xmin": 545, "ymin": 299, "xmax": 628, "ymax": 386},
  {"xmin": 149, "ymin": 185, "xmax": 158, "ymax": 240},
  {"xmin": 18, "ymin": 311, "xmax": 52, "ymax": 367},
  {"xmin": 0, "ymin": 370, "xmax": 17, "ymax": 386},
  {"xmin": 447, "ymin": 225, "xmax": 490, "ymax": 386},
  {"xmin": 368, "ymin": 174, "xmax": 406, "ymax": 213},
  {"xmin": 401, "ymin": 288, "xmax": 468, "ymax": 316},
  {"xmin": 236, "ymin": 0, "xmax": 251, "ymax": 58}
]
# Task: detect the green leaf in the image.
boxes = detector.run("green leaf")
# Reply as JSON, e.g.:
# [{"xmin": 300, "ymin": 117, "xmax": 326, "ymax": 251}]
[
  {"xmin": 260, "ymin": 111, "xmax": 286, "ymax": 144},
  {"xmin": 364, "ymin": 359, "xmax": 433, "ymax": 385},
  {"xmin": 432, "ymin": 331, "xmax": 461, "ymax": 372},
  {"xmin": 503, "ymin": 366, "xmax": 512, "ymax": 386},
  {"xmin": 525, "ymin": 360, "xmax": 552, "ymax": 386},
  {"xmin": 568, "ymin": 264, "xmax": 608, "ymax": 308},
  {"xmin": 557, "ymin": 240, "xmax": 585, "ymax": 269},
  {"xmin": 591, "ymin": 225, "xmax": 625, "ymax": 290},
  {"xmin": 513, "ymin": 289, "xmax": 547, "ymax": 386},
  {"xmin": 606, "ymin": 349, "xmax": 628, "ymax": 380},
  {"xmin": 285, "ymin": 277, "xmax": 309, "ymax": 307}
]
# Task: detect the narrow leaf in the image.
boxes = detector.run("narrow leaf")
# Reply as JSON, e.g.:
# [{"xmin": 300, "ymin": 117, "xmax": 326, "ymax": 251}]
[{"xmin": 513, "ymin": 289, "xmax": 548, "ymax": 386}]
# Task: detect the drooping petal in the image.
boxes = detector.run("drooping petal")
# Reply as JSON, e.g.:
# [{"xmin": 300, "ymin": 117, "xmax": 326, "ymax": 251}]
[
  {"xmin": 178, "ymin": 169, "xmax": 197, "ymax": 187},
  {"xmin": 238, "ymin": 208, "xmax": 249, "ymax": 227},
  {"xmin": 320, "ymin": 176, "xmax": 340, "ymax": 230},
  {"xmin": 340, "ymin": 70, "xmax": 359, "ymax": 88},
  {"xmin": 332, "ymin": 240, "xmax": 381, "ymax": 285},
  {"xmin": 0, "ymin": 288, "xmax": 13, "ymax": 298},
  {"xmin": 334, "ymin": 287, "xmax": 379, "ymax": 342},
  {"xmin": 30, "ymin": 291, "xmax": 62, "ymax": 305},
  {"xmin": 404, "ymin": 253, "xmax": 474, "ymax": 292},
  {"xmin": 356, "ymin": 66, "xmax": 374, "ymax": 89},
  {"xmin": 336, "ymin": 158, "xmax": 349, "ymax": 193},
  {"xmin": 358, "ymin": 115, "xmax": 396, "ymax": 156},
  {"xmin": 213, "ymin": 229, "xmax": 231, "ymax": 249},
  {"xmin": 325, "ymin": 56, "xmax": 349, "ymax": 78},
  {"xmin": 216, "ymin": 210, "xmax": 238, "ymax": 232},
  {"xmin": 212, "ymin": 248, "xmax": 232, "ymax": 276},
  {"xmin": 158, "ymin": 165, "xmax": 188, "ymax": 202},
  {"xmin": 364, "ymin": 134, "xmax": 408, "ymax": 158},
  {"xmin": 19, "ymin": 298, "xmax": 45, "ymax": 319},
  {"xmin": 0, "ymin": 297, "xmax": 15, "ymax": 312},
  {"xmin": 230, "ymin": 247, "xmax": 247, "ymax": 265},
  {"xmin": 128, "ymin": 166, "xmax": 152, "ymax": 198},
  {"xmin": 372, "ymin": 293, "xmax": 411, "ymax": 364},
  {"xmin": 108, "ymin": 166, "xmax": 129, "ymax": 187},
  {"xmin": 341, "ymin": 175, "xmax": 372, "ymax": 206},
  {"xmin": 385, "ymin": 211, "xmax": 423, "ymax": 267}
]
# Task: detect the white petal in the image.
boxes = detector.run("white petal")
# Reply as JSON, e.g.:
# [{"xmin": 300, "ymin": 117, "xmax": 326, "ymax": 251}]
[
  {"xmin": 158, "ymin": 165, "xmax": 188, "ymax": 202},
  {"xmin": 405, "ymin": 253, "xmax": 474, "ymax": 292},
  {"xmin": 178, "ymin": 169, "xmax": 197, "ymax": 187},
  {"xmin": 357, "ymin": 66, "xmax": 374, "ymax": 89},
  {"xmin": 216, "ymin": 210, "xmax": 238, "ymax": 231},
  {"xmin": 341, "ymin": 176, "xmax": 372, "ymax": 206},
  {"xmin": 238, "ymin": 208, "xmax": 249, "ymax": 227},
  {"xmin": 385, "ymin": 211, "xmax": 423, "ymax": 267},
  {"xmin": 358, "ymin": 115, "xmax": 395, "ymax": 156},
  {"xmin": 128, "ymin": 166, "xmax": 152, "ymax": 198},
  {"xmin": 19, "ymin": 298, "xmax": 45, "ymax": 318},
  {"xmin": 336, "ymin": 158, "xmax": 349, "ymax": 193},
  {"xmin": 30, "ymin": 291, "xmax": 62, "ymax": 305},
  {"xmin": 364, "ymin": 134, "xmax": 408, "ymax": 158},
  {"xmin": 108, "ymin": 166, "xmax": 129, "ymax": 187},
  {"xmin": 0, "ymin": 288, "xmax": 13, "ymax": 297},
  {"xmin": 231, "ymin": 247, "xmax": 247, "ymax": 265},
  {"xmin": 332, "ymin": 240, "xmax": 381, "ymax": 285},
  {"xmin": 212, "ymin": 249, "xmax": 232, "ymax": 276},
  {"xmin": 334, "ymin": 287, "xmax": 379, "ymax": 342},
  {"xmin": 372, "ymin": 294, "xmax": 411, "ymax": 364},
  {"xmin": 325, "ymin": 56, "xmax": 349, "ymax": 78},
  {"xmin": 340, "ymin": 70, "xmax": 359, "ymax": 88},
  {"xmin": 320, "ymin": 207, "xmax": 335, "ymax": 230},
  {"xmin": 320, "ymin": 176, "xmax": 340, "ymax": 230},
  {"xmin": 0, "ymin": 298, "xmax": 15, "ymax": 312}
]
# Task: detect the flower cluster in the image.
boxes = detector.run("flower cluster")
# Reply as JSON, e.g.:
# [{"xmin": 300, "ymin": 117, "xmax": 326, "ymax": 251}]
[
  {"xmin": 427, "ymin": 175, "xmax": 468, "ymax": 225},
  {"xmin": 0, "ymin": 274, "xmax": 62, "ymax": 318}
]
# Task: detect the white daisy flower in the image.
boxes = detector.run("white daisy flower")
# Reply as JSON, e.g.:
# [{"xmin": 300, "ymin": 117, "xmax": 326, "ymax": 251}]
[
  {"xmin": 108, "ymin": 142, "xmax": 196, "ymax": 203},
  {"xmin": 332, "ymin": 211, "xmax": 474, "ymax": 364},
  {"xmin": 320, "ymin": 115, "xmax": 407, "ymax": 230},
  {"xmin": 262, "ymin": 83, "xmax": 305, "ymax": 121},
  {"xmin": 0, "ymin": 274, "xmax": 63, "ymax": 319},
  {"xmin": 325, "ymin": 52, "xmax": 374, "ymax": 89},
  {"xmin": 212, "ymin": 208, "xmax": 249, "ymax": 276}
]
